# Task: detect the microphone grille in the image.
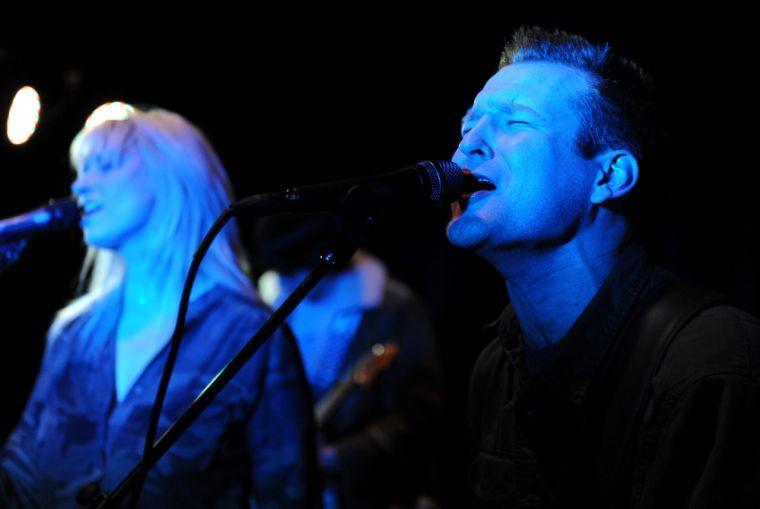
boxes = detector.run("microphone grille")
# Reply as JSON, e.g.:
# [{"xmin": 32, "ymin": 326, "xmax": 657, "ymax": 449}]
[
  {"xmin": 417, "ymin": 160, "xmax": 465, "ymax": 205},
  {"xmin": 46, "ymin": 198, "xmax": 82, "ymax": 229}
]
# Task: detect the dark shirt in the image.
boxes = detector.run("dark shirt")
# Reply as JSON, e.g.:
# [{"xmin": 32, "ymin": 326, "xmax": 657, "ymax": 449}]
[
  {"xmin": 467, "ymin": 245, "xmax": 760, "ymax": 508},
  {"xmin": 319, "ymin": 280, "xmax": 443, "ymax": 508},
  {"xmin": 1, "ymin": 286, "xmax": 319, "ymax": 508}
]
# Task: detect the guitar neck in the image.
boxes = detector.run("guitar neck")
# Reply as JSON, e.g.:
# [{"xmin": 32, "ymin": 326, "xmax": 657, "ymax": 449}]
[
  {"xmin": 314, "ymin": 341, "xmax": 399, "ymax": 428},
  {"xmin": 315, "ymin": 378, "xmax": 355, "ymax": 428}
]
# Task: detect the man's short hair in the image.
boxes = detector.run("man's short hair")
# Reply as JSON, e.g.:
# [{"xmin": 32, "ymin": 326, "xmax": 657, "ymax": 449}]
[{"xmin": 500, "ymin": 26, "xmax": 656, "ymax": 164}]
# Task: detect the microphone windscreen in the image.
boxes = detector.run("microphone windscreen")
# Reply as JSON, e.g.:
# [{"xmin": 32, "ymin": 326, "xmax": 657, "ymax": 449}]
[
  {"xmin": 418, "ymin": 160, "xmax": 465, "ymax": 205},
  {"xmin": 47, "ymin": 198, "xmax": 82, "ymax": 229}
]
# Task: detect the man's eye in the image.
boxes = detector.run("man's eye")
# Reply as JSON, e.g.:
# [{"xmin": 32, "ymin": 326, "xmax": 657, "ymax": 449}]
[{"xmin": 506, "ymin": 120, "xmax": 529, "ymax": 126}]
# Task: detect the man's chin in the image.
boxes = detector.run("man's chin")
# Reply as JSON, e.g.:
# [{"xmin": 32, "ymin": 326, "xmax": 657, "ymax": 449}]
[{"xmin": 446, "ymin": 216, "xmax": 489, "ymax": 251}]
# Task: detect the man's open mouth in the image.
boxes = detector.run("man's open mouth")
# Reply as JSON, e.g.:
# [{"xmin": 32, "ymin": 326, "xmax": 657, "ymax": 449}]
[
  {"xmin": 454, "ymin": 173, "xmax": 495, "ymax": 213},
  {"xmin": 461, "ymin": 173, "xmax": 496, "ymax": 200}
]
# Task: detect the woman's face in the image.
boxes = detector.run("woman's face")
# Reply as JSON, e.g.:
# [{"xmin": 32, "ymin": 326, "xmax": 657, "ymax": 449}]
[{"xmin": 72, "ymin": 133, "xmax": 156, "ymax": 252}]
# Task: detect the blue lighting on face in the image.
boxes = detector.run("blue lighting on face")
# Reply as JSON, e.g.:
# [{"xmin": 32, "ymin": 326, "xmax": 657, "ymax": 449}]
[
  {"xmin": 72, "ymin": 139, "xmax": 157, "ymax": 252},
  {"xmin": 447, "ymin": 61, "xmax": 599, "ymax": 256}
]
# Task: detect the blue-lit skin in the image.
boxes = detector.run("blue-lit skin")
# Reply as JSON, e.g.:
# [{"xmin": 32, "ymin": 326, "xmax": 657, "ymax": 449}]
[
  {"xmin": 71, "ymin": 141, "xmax": 205, "ymax": 400},
  {"xmin": 447, "ymin": 61, "xmax": 639, "ymax": 349},
  {"xmin": 72, "ymin": 146, "xmax": 156, "ymax": 252}
]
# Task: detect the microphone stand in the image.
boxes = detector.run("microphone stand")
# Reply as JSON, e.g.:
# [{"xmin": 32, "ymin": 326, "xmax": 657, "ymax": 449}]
[{"xmin": 84, "ymin": 215, "xmax": 367, "ymax": 509}]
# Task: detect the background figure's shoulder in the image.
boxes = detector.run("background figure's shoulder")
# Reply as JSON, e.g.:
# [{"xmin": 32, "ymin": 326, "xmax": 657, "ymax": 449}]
[
  {"xmin": 654, "ymin": 302, "xmax": 760, "ymax": 393},
  {"xmin": 376, "ymin": 277, "xmax": 435, "ymax": 337},
  {"xmin": 383, "ymin": 277, "xmax": 425, "ymax": 311},
  {"xmin": 376, "ymin": 277, "xmax": 441, "ymax": 368}
]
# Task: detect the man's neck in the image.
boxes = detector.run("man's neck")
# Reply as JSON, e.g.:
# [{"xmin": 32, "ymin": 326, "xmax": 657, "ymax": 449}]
[{"xmin": 493, "ymin": 236, "xmax": 626, "ymax": 350}]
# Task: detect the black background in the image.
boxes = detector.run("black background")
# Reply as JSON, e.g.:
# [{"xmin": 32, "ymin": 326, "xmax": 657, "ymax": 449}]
[{"xmin": 1, "ymin": 8, "xmax": 758, "ymax": 506}]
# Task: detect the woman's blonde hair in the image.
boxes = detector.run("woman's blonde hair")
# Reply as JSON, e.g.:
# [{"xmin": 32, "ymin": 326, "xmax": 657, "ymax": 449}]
[{"xmin": 51, "ymin": 106, "xmax": 253, "ymax": 342}]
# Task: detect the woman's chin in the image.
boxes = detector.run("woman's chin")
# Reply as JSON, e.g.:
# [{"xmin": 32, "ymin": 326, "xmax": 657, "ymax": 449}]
[{"xmin": 82, "ymin": 229, "xmax": 120, "ymax": 251}]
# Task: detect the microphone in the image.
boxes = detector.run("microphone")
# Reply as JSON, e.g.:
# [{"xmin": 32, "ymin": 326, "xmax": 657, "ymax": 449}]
[
  {"xmin": 232, "ymin": 160, "xmax": 480, "ymax": 215},
  {"xmin": 0, "ymin": 198, "xmax": 81, "ymax": 243}
]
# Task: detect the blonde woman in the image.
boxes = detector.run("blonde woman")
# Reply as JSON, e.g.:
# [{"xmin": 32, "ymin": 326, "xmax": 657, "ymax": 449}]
[{"xmin": 0, "ymin": 105, "xmax": 318, "ymax": 508}]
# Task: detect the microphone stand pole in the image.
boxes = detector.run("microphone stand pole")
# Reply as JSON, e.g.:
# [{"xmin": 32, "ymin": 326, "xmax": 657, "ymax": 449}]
[{"xmin": 88, "ymin": 226, "xmax": 362, "ymax": 509}]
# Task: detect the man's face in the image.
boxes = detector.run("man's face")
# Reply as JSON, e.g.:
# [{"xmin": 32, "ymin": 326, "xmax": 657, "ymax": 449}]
[{"xmin": 447, "ymin": 61, "xmax": 599, "ymax": 259}]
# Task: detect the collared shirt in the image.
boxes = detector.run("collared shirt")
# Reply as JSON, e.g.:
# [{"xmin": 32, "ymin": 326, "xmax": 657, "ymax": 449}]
[
  {"xmin": 1, "ymin": 286, "xmax": 318, "ymax": 508},
  {"xmin": 467, "ymin": 245, "xmax": 760, "ymax": 507}
]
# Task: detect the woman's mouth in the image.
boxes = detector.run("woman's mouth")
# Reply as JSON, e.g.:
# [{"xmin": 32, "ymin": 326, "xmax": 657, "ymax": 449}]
[{"xmin": 80, "ymin": 201, "xmax": 102, "ymax": 217}]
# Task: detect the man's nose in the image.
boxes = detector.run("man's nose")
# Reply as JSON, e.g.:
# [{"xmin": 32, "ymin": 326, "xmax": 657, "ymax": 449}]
[{"xmin": 458, "ymin": 122, "xmax": 493, "ymax": 165}]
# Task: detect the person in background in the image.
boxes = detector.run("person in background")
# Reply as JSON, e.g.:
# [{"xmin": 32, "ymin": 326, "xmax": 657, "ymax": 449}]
[
  {"xmin": 254, "ymin": 212, "xmax": 443, "ymax": 509},
  {"xmin": 0, "ymin": 104, "xmax": 320, "ymax": 508}
]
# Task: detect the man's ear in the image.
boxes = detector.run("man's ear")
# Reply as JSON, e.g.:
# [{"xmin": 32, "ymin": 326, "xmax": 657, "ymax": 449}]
[{"xmin": 590, "ymin": 150, "xmax": 639, "ymax": 205}]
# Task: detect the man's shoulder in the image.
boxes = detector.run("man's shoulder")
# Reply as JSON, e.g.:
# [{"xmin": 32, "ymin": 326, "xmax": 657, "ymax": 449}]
[
  {"xmin": 470, "ymin": 336, "xmax": 513, "ymax": 391},
  {"xmin": 469, "ymin": 303, "xmax": 521, "ymax": 386},
  {"xmin": 654, "ymin": 302, "xmax": 760, "ymax": 393},
  {"xmin": 467, "ymin": 337, "xmax": 514, "ymax": 427}
]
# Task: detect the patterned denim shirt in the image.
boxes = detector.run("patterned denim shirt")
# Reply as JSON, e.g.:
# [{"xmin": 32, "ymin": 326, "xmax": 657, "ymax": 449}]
[{"xmin": 1, "ymin": 286, "xmax": 319, "ymax": 508}]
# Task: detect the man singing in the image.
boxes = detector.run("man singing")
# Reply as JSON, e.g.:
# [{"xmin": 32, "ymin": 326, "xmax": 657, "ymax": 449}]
[{"xmin": 449, "ymin": 27, "xmax": 760, "ymax": 507}]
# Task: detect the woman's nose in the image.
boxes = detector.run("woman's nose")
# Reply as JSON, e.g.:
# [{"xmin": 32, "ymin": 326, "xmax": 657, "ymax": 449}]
[{"xmin": 71, "ymin": 172, "xmax": 92, "ymax": 198}]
